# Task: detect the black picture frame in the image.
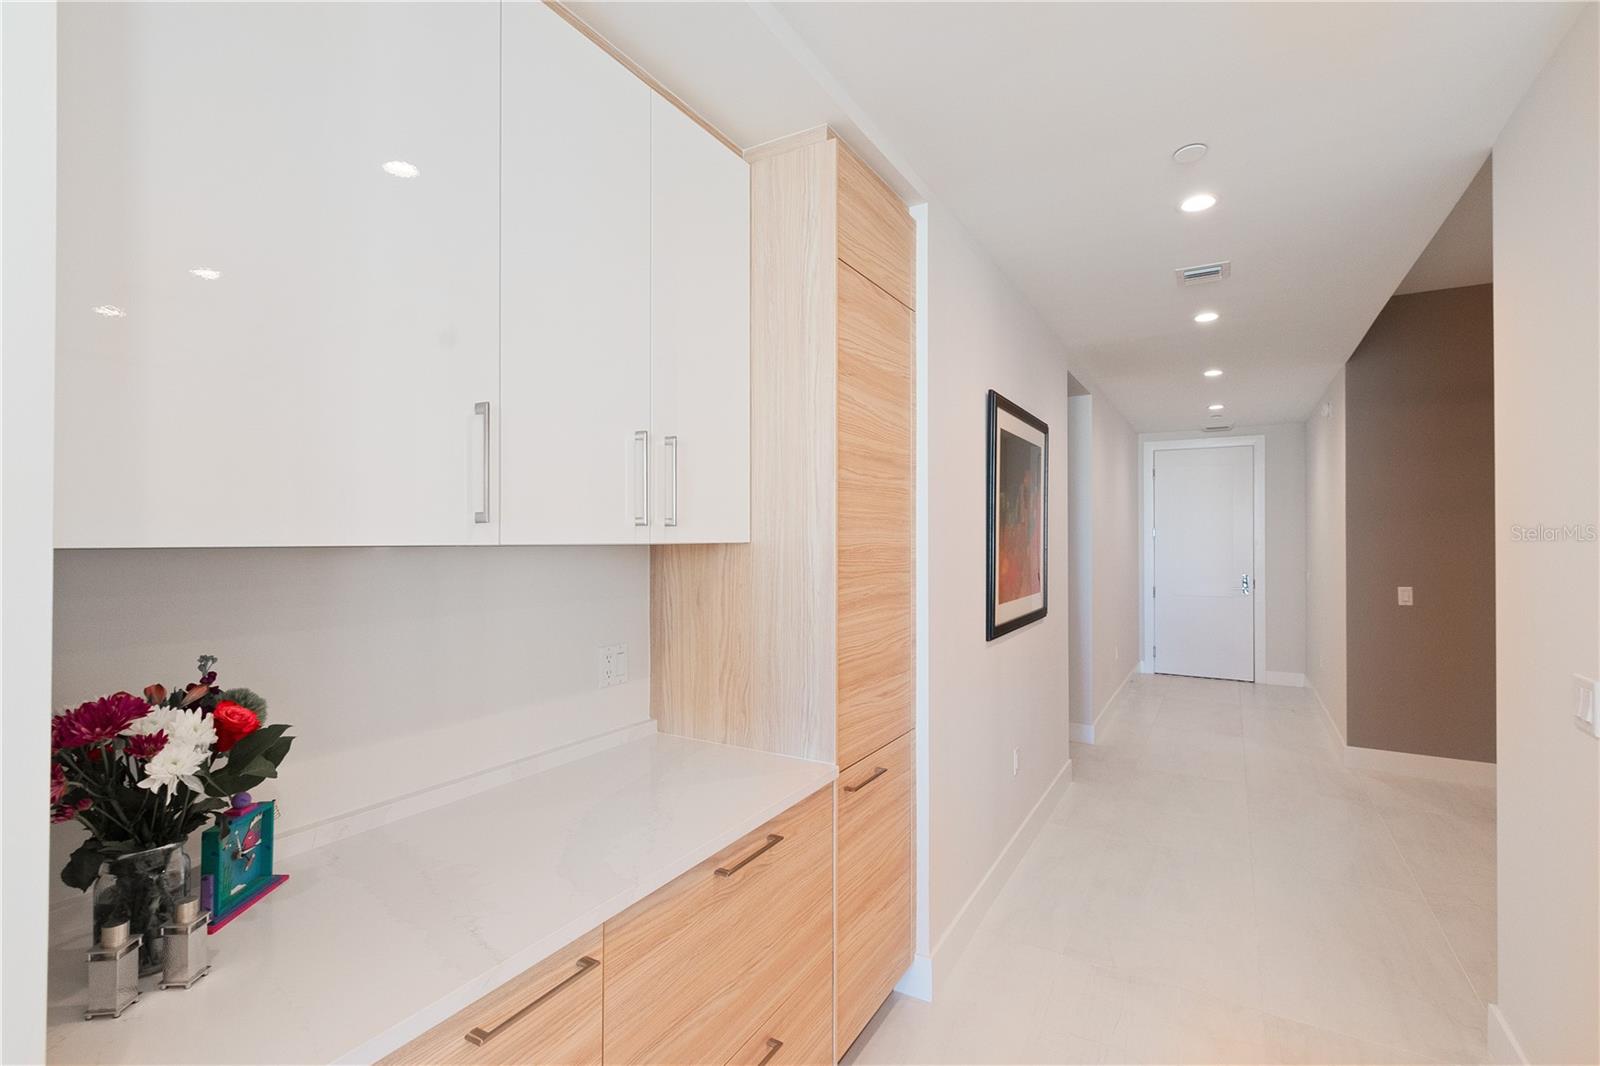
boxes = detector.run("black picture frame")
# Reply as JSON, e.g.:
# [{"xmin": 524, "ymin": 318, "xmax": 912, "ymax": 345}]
[{"xmin": 986, "ymin": 389, "xmax": 1049, "ymax": 640}]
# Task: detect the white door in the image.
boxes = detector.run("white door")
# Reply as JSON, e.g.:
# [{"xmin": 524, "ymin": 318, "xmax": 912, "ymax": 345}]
[
  {"xmin": 1151, "ymin": 445, "xmax": 1255, "ymax": 681},
  {"xmin": 649, "ymin": 94, "xmax": 750, "ymax": 544},
  {"xmin": 499, "ymin": 1, "xmax": 651, "ymax": 545},
  {"xmin": 55, "ymin": 2, "xmax": 501, "ymax": 547}
]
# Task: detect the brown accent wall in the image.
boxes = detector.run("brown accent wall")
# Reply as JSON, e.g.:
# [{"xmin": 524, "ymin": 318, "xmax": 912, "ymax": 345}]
[{"xmin": 1345, "ymin": 283, "xmax": 1495, "ymax": 762}]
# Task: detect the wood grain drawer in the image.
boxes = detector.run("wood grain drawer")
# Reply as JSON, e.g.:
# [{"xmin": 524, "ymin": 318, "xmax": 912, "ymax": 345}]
[
  {"xmin": 724, "ymin": 947, "xmax": 832, "ymax": 1066},
  {"xmin": 379, "ymin": 927, "xmax": 602, "ymax": 1066},
  {"xmin": 603, "ymin": 787, "xmax": 834, "ymax": 1066},
  {"xmin": 835, "ymin": 731, "xmax": 915, "ymax": 1055}
]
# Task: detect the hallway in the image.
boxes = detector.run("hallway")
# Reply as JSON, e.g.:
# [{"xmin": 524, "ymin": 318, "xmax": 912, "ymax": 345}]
[{"xmin": 847, "ymin": 675, "xmax": 1496, "ymax": 1065}]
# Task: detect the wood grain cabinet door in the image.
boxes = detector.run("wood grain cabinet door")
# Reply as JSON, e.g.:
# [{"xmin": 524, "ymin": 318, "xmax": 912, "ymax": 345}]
[
  {"xmin": 725, "ymin": 949, "xmax": 833, "ymax": 1066},
  {"xmin": 602, "ymin": 787, "xmax": 833, "ymax": 1066},
  {"xmin": 835, "ymin": 732, "xmax": 915, "ymax": 1055},
  {"xmin": 379, "ymin": 927, "xmax": 602, "ymax": 1066},
  {"xmin": 835, "ymin": 262, "xmax": 916, "ymax": 769}
]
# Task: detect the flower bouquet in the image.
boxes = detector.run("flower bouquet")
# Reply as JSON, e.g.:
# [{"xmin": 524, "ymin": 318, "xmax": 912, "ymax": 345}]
[{"xmin": 51, "ymin": 655, "xmax": 294, "ymax": 973}]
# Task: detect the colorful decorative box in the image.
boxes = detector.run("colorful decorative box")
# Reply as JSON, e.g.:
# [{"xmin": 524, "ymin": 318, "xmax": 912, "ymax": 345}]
[{"xmin": 200, "ymin": 800, "xmax": 288, "ymax": 931}]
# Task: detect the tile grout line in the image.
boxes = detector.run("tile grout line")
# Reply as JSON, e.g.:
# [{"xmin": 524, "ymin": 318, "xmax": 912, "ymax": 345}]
[{"xmin": 1369, "ymin": 785, "xmax": 1494, "ymax": 1011}]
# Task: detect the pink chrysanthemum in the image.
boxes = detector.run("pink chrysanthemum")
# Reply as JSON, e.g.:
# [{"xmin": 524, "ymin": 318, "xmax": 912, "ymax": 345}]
[
  {"xmin": 49, "ymin": 764, "xmax": 91, "ymax": 823},
  {"xmin": 50, "ymin": 692, "xmax": 151, "ymax": 751},
  {"xmin": 123, "ymin": 730, "xmax": 168, "ymax": 759}
]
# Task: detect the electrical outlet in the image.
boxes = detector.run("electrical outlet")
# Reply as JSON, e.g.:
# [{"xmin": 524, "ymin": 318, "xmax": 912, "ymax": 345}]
[
  {"xmin": 598, "ymin": 644, "xmax": 628, "ymax": 689},
  {"xmin": 1397, "ymin": 586, "xmax": 1414, "ymax": 606},
  {"xmin": 1012, "ymin": 748, "xmax": 1020, "ymax": 777}
]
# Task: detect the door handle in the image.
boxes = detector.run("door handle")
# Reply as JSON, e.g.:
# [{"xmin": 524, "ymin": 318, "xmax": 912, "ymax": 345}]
[
  {"xmin": 464, "ymin": 955, "xmax": 597, "ymax": 1046},
  {"xmin": 663, "ymin": 435, "xmax": 679, "ymax": 527},
  {"xmin": 474, "ymin": 402, "xmax": 491, "ymax": 524},
  {"xmin": 714, "ymin": 834, "xmax": 783, "ymax": 878},
  {"xmin": 633, "ymin": 430, "xmax": 649, "ymax": 527},
  {"xmin": 1241, "ymin": 573, "xmax": 1252, "ymax": 596}
]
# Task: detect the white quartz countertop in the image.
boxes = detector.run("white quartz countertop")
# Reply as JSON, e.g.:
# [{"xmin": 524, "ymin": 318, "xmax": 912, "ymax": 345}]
[{"xmin": 46, "ymin": 733, "xmax": 836, "ymax": 1065}]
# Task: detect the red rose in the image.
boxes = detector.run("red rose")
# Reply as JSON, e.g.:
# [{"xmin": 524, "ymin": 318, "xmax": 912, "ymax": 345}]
[{"xmin": 212, "ymin": 700, "xmax": 260, "ymax": 753}]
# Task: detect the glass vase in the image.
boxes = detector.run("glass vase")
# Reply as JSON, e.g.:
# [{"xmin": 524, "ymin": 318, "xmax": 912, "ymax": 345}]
[{"xmin": 92, "ymin": 841, "xmax": 193, "ymax": 977}]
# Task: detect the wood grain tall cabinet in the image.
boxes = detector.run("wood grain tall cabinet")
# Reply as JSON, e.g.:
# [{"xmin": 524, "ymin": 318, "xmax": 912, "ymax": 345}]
[{"xmin": 651, "ymin": 126, "xmax": 916, "ymax": 1061}]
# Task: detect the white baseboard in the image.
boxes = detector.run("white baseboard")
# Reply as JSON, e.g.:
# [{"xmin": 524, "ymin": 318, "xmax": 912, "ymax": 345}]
[
  {"xmin": 1344, "ymin": 744, "xmax": 1495, "ymax": 787},
  {"xmin": 893, "ymin": 953, "xmax": 933, "ymax": 1002},
  {"xmin": 1072, "ymin": 666, "xmax": 1138, "ymax": 745},
  {"xmin": 1261, "ymin": 670, "xmax": 1306, "ymax": 687},
  {"xmin": 925, "ymin": 755, "xmax": 1073, "ymax": 998},
  {"xmin": 1486, "ymin": 1003, "xmax": 1529, "ymax": 1065}
]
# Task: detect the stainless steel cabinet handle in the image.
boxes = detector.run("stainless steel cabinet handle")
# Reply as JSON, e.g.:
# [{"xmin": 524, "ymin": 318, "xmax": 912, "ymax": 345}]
[
  {"xmin": 714, "ymin": 833, "xmax": 784, "ymax": 878},
  {"xmin": 633, "ymin": 430, "xmax": 650, "ymax": 526},
  {"xmin": 843, "ymin": 766, "xmax": 888, "ymax": 793},
  {"xmin": 463, "ymin": 955, "xmax": 597, "ymax": 1046},
  {"xmin": 474, "ymin": 402, "xmax": 491, "ymax": 524},
  {"xmin": 756, "ymin": 1038, "xmax": 784, "ymax": 1066},
  {"xmin": 1240, "ymin": 573, "xmax": 1252, "ymax": 596},
  {"xmin": 663, "ymin": 435, "xmax": 679, "ymax": 527}
]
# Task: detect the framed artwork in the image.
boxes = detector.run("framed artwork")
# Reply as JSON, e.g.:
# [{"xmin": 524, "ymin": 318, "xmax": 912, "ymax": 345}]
[{"xmin": 986, "ymin": 390, "xmax": 1048, "ymax": 640}]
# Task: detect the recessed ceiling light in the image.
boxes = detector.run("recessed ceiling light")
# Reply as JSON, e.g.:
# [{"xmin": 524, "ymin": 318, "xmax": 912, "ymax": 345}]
[
  {"xmin": 1194, "ymin": 310, "xmax": 1220, "ymax": 323},
  {"xmin": 1173, "ymin": 143, "xmax": 1208, "ymax": 165},
  {"xmin": 1180, "ymin": 193, "xmax": 1217, "ymax": 213},
  {"xmin": 382, "ymin": 160, "xmax": 420, "ymax": 178},
  {"xmin": 1203, "ymin": 368, "xmax": 1224, "ymax": 378},
  {"xmin": 188, "ymin": 267, "xmax": 221, "ymax": 280},
  {"xmin": 91, "ymin": 304, "xmax": 126, "ymax": 318},
  {"xmin": 1209, "ymin": 404, "xmax": 1225, "ymax": 411}
]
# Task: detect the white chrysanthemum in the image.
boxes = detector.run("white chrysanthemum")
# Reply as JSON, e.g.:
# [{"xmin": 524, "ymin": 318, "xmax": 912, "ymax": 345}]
[
  {"xmin": 137, "ymin": 741, "xmax": 209, "ymax": 793},
  {"xmin": 125, "ymin": 706, "xmax": 216, "ymax": 752}
]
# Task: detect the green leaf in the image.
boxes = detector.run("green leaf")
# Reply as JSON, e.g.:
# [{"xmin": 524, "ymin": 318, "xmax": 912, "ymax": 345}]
[
  {"xmin": 61, "ymin": 840, "xmax": 107, "ymax": 892},
  {"xmin": 218, "ymin": 687, "xmax": 268, "ymax": 722}
]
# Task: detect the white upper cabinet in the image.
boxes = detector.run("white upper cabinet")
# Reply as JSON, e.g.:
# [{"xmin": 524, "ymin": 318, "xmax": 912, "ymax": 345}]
[
  {"xmin": 56, "ymin": 2, "xmax": 750, "ymax": 549},
  {"xmin": 499, "ymin": 2, "xmax": 652, "ymax": 546},
  {"xmin": 55, "ymin": 2, "xmax": 501, "ymax": 547},
  {"xmin": 649, "ymin": 96, "xmax": 751, "ymax": 545}
]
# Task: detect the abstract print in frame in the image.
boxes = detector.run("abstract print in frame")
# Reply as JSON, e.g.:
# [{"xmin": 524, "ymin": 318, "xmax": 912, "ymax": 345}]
[{"xmin": 986, "ymin": 389, "xmax": 1048, "ymax": 640}]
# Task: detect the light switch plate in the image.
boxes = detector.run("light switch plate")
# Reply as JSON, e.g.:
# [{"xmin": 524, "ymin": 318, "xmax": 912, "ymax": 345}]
[
  {"xmin": 1397, "ymin": 586, "xmax": 1414, "ymax": 606},
  {"xmin": 1575, "ymin": 674, "xmax": 1599, "ymax": 739},
  {"xmin": 598, "ymin": 644, "xmax": 628, "ymax": 689}
]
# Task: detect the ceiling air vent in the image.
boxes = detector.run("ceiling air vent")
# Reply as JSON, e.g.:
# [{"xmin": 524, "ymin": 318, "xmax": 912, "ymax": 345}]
[
  {"xmin": 1176, "ymin": 261, "xmax": 1231, "ymax": 286},
  {"xmin": 1201, "ymin": 422, "xmax": 1235, "ymax": 433}
]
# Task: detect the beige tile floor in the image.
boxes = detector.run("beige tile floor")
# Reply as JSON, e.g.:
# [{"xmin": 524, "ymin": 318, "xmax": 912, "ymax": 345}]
[{"xmin": 844, "ymin": 675, "xmax": 1497, "ymax": 1065}]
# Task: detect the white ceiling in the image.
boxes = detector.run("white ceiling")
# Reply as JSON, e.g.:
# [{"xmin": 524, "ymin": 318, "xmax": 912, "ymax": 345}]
[
  {"xmin": 570, "ymin": 2, "xmax": 1582, "ymax": 431},
  {"xmin": 1396, "ymin": 159, "xmax": 1493, "ymax": 295}
]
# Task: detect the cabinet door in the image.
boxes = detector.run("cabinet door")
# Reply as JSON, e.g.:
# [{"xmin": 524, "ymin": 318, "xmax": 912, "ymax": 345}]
[
  {"xmin": 603, "ymin": 787, "xmax": 833, "ymax": 1066},
  {"xmin": 836, "ymin": 732, "xmax": 915, "ymax": 1055},
  {"xmin": 649, "ymin": 94, "xmax": 751, "ymax": 544},
  {"xmin": 499, "ymin": 2, "xmax": 651, "ymax": 546},
  {"xmin": 725, "ymin": 948, "xmax": 833, "ymax": 1066},
  {"xmin": 55, "ymin": 2, "xmax": 500, "ymax": 547},
  {"xmin": 836, "ymin": 263, "xmax": 916, "ymax": 767}
]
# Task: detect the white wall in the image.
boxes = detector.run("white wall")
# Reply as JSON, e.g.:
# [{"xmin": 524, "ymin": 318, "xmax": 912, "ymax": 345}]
[
  {"xmin": 923, "ymin": 202, "xmax": 1073, "ymax": 972},
  {"xmin": 1140, "ymin": 422, "xmax": 1308, "ymax": 680},
  {"xmin": 1067, "ymin": 395, "xmax": 1094, "ymax": 730},
  {"xmin": 50, "ymin": 547, "xmax": 650, "ymax": 902},
  {"xmin": 1, "ymin": 4, "xmax": 57, "ymax": 1061},
  {"xmin": 1305, "ymin": 370, "xmax": 1348, "ymax": 737},
  {"xmin": 1090, "ymin": 392, "xmax": 1141, "ymax": 713},
  {"xmin": 1490, "ymin": 8, "xmax": 1599, "ymax": 1063},
  {"xmin": 1066, "ymin": 389, "xmax": 1141, "ymax": 736}
]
